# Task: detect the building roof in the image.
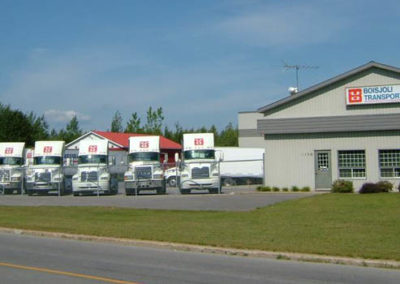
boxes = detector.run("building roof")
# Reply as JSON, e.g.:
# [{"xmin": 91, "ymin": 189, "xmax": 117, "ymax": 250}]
[
  {"xmin": 93, "ymin": 131, "xmax": 182, "ymax": 150},
  {"xmin": 257, "ymin": 61, "xmax": 400, "ymax": 114},
  {"xmin": 66, "ymin": 131, "xmax": 182, "ymax": 150}
]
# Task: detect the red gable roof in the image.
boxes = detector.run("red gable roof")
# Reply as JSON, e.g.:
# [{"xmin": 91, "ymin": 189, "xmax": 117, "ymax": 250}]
[{"xmin": 93, "ymin": 131, "xmax": 182, "ymax": 150}]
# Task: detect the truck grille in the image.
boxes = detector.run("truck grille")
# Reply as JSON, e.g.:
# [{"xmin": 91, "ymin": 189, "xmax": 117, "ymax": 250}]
[
  {"xmin": 192, "ymin": 167, "xmax": 209, "ymax": 179},
  {"xmin": 135, "ymin": 166, "xmax": 152, "ymax": 179},
  {"xmin": 35, "ymin": 172, "xmax": 51, "ymax": 182},
  {"xmin": 81, "ymin": 171, "xmax": 98, "ymax": 182},
  {"xmin": 0, "ymin": 170, "xmax": 10, "ymax": 182}
]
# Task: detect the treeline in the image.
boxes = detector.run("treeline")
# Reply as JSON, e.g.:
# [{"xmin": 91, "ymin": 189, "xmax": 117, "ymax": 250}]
[
  {"xmin": 0, "ymin": 104, "xmax": 238, "ymax": 146},
  {"xmin": 110, "ymin": 107, "xmax": 238, "ymax": 146}
]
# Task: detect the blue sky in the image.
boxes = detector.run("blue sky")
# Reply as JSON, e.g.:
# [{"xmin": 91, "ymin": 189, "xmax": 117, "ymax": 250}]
[{"xmin": 1, "ymin": 0, "xmax": 400, "ymax": 131}]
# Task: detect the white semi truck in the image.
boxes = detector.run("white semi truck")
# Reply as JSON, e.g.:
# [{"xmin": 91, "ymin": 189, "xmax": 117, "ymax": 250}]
[
  {"xmin": 124, "ymin": 136, "xmax": 166, "ymax": 195},
  {"xmin": 0, "ymin": 142, "xmax": 25, "ymax": 194},
  {"xmin": 177, "ymin": 133, "xmax": 222, "ymax": 194},
  {"xmin": 25, "ymin": 141, "xmax": 68, "ymax": 195},
  {"xmin": 165, "ymin": 146, "xmax": 264, "ymax": 187},
  {"xmin": 72, "ymin": 140, "xmax": 118, "ymax": 196}
]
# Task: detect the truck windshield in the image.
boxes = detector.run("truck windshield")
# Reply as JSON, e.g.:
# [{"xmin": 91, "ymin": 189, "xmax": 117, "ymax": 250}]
[
  {"xmin": 184, "ymin": 150, "xmax": 215, "ymax": 160},
  {"xmin": 78, "ymin": 155, "xmax": 107, "ymax": 164},
  {"xmin": 34, "ymin": 156, "xmax": 62, "ymax": 165},
  {"xmin": 128, "ymin": 152, "xmax": 159, "ymax": 162},
  {"xmin": 0, "ymin": 157, "xmax": 22, "ymax": 165}
]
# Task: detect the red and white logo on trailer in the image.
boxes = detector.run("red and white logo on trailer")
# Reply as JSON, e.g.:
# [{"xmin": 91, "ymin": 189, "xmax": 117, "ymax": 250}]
[
  {"xmin": 5, "ymin": 147, "xmax": 13, "ymax": 155},
  {"xmin": 140, "ymin": 141, "xmax": 149, "ymax": 148},
  {"xmin": 43, "ymin": 146, "xmax": 53, "ymax": 153},
  {"xmin": 194, "ymin": 138, "xmax": 204, "ymax": 146},
  {"xmin": 348, "ymin": 88, "xmax": 363, "ymax": 103},
  {"xmin": 88, "ymin": 145, "xmax": 97, "ymax": 153}
]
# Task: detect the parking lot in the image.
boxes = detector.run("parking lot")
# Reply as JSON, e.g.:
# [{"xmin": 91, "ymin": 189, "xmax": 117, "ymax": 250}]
[{"xmin": 0, "ymin": 185, "xmax": 316, "ymax": 211}]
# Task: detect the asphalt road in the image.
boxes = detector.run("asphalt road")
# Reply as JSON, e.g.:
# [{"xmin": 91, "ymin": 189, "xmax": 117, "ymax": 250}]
[
  {"xmin": 1, "ymin": 232, "xmax": 400, "ymax": 284},
  {"xmin": 0, "ymin": 186, "xmax": 315, "ymax": 211}
]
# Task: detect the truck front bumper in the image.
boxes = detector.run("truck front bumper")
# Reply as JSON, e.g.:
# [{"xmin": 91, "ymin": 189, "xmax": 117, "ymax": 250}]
[
  {"xmin": 125, "ymin": 180, "xmax": 163, "ymax": 191},
  {"xmin": 25, "ymin": 182, "xmax": 62, "ymax": 191},
  {"xmin": 180, "ymin": 177, "xmax": 220, "ymax": 190},
  {"xmin": 72, "ymin": 180, "xmax": 109, "ymax": 193},
  {"xmin": 0, "ymin": 182, "xmax": 22, "ymax": 191}
]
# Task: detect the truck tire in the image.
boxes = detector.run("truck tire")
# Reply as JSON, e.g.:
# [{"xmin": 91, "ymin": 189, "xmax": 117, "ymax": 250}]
[
  {"xmin": 167, "ymin": 176, "xmax": 177, "ymax": 187},
  {"xmin": 209, "ymin": 188, "xmax": 218, "ymax": 194},
  {"xmin": 180, "ymin": 189, "xmax": 191, "ymax": 194}
]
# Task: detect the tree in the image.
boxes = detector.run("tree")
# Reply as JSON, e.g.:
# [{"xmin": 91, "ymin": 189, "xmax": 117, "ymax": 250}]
[
  {"xmin": 144, "ymin": 106, "xmax": 164, "ymax": 135},
  {"xmin": 111, "ymin": 111, "xmax": 123, "ymax": 132},
  {"xmin": 125, "ymin": 112, "xmax": 143, "ymax": 133},
  {"xmin": 217, "ymin": 122, "xmax": 238, "ymax": 146},
  {"xmin": 0, "ymin": 104, "xmax": 35, "ymax": 146},
  {"xmin": 27, "ymin": 112, "xmax": 49, "ymax": 141}
]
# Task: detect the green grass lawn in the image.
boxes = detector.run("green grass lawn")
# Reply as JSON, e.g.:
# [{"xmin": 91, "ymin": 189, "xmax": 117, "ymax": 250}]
[{"xmin": 0, "ymin": 194, "xmax": 399, "ymax": 260}]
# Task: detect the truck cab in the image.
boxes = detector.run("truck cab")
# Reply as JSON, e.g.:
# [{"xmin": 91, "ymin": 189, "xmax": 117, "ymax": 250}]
[
  {"xmin": 25, "ymin": 141, "xmax": 68, "ymax": 195},
  {"xmin": 0, "ymin": 142, "xmax": 25, "ymax": 194},
  {"xmin": 178, "ymin": 133, "xmax": 222, "ymax": 194},
  {"xmin": 124, "ymin": 136, "xmax": 166, "ymax": 195},
  {"xmin": 72, "ymin": 140, "xmax": 117, "ymax": 196}
]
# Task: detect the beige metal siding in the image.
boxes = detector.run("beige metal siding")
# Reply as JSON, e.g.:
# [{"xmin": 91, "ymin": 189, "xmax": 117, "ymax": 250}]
[
  {"xmin": 267, "ymin": 70, "xmax": 400, "ymax": 119},
  {"xmin": 264, "ymin": 131, "xmax": 400, "ymax": 191}
]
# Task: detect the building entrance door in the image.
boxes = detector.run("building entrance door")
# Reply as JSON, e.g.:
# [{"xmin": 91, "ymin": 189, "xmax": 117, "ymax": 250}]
[{"xmin": 314, "ymin": 150, "xmax": 332, "ymax": 189}]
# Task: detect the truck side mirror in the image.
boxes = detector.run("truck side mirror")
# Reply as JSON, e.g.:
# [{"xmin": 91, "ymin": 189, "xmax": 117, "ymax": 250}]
[
  {"xmin": 163, "ymin": 153, "xmax": 168, "ymax": 164},
  {"xmin": 219, "ymin": 152, "xmax": 224, "ymax": 162},
  {"xmin": 174, "ymin": 153, "xmax": 180, "ymax": 163}
]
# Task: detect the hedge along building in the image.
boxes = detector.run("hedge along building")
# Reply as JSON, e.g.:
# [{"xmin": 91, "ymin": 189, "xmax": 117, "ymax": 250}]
[{"xmin": 239, "ymin": 61, "xmax": 400, "ymax": 191}]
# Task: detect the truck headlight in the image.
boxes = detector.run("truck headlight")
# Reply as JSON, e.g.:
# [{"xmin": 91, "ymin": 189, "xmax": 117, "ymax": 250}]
[
  {"xmin": 153, "ymin": 174, "xmax": 163, "ymax": 179},
  {"xmin": 212, "ymin": 172, "xmax": 219, "ymax": 177},
  {"xmin": 53, "ymin": 176, "xmax": 62, "ymax": 182},
  {"xmin": 100, "ymin": 175, "xmax": 109, "ymax": 181},
  {"xmin": 72, "ymin": 175, "xmax": 79, "ymax": 181},
  {"xmin": 181, "ymin": 173, "xmax": 189, "ymax": 178}
]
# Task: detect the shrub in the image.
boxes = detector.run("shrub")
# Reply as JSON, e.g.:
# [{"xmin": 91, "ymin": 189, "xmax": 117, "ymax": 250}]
[
  {"xmin": 331, "ymin": 180, "xmax": 353, "ymax": 193},
  {"xmin": 301, "ymin": 186, "xmax": 311, "ymax": 192},
  {"xmin": 291, "ymin": 186, "xmax": 299, "ymax": 192},
  {"xmin": 376, "ymin": 181, "xmax": 393, "ymax": 192},
  {"xmin": 359, "ymin": 181, "xmax": 392, "ymax": 194},
  {"xmin": 359, "ymin": 183, "xmax": 381, "ymax": 194},
  {"xmin": 256, "ymin": 186, "xmax": 272, "ymax": 192},
  {"xmin": 282, "ymin": 187, "xmax": 289, "ymax": 192},
  {"xmin": 272, "ymin": 187, "xmax": 280, "ymax": 192}
]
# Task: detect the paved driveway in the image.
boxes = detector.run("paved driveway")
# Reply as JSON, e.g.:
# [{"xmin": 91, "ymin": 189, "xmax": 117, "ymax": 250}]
[{"xmin": 0, "ymin": 186, "xmax": 316, "ymax": 211}]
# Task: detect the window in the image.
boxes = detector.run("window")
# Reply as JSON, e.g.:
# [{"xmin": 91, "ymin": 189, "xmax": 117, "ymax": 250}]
[
  {"xmin": 379, "ymin": 150, "xmax": 400, "ymax": 178},
  {"xmin": 338, "ymin": 150, "xmax": 366, "ymax": 178}
]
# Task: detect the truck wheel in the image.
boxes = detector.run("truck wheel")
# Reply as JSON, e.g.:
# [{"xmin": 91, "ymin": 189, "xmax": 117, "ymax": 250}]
[
  {"xmin": 4, "ymin": 189, "xmax": 13, "ymax": 195},
  {"xmin": 209, "ymin": 188, "xmax": 219, "ymax": 194},
  {"xmin": 73, "ymin": 192, "xmax": 79, "ymax": 197},
  {"xmin": 27, "ymin": 190, "xmax": 33, "ymax": 196},
  {"xmin": 180, "ymin": 189, "xmax": 190, "ymax": 194},
  {"xmin": 167, "ymin": 176, "xmax": 177, "ymax": 187}
]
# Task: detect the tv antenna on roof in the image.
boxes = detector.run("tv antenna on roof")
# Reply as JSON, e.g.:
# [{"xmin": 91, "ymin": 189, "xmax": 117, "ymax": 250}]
[{"xmin": 282, "ymin": 61, "xmax": 319, "ymax": 91}]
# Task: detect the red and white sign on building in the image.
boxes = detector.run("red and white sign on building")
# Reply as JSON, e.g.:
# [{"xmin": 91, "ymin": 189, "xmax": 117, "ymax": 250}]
[
  {"xmin": 5, "ymin": 147, "xmax": 13, "ymax": 155},
  {"xmin": 348, "ymin": 88, "xmax": 363, "ymax": 103},
  {"xmin": 88, "ymin": 145, "xmax": 98, "ymax": 153},
  {"xmin": 43, "ymin": 146, "xmax": 53, "ymax": 154},
  {"xmin": 140, "ymin": 141, "xmax": 149, "ymax": 148},
  {"xmin": 194, "ymin": 138, "xmax": 204, "ymax": 146}
]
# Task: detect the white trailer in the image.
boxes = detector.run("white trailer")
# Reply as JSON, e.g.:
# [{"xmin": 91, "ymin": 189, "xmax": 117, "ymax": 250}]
[
  {"xmin": 25, "ymin": 141, "xmax": 69, "ymax": 195},
  {"xmin": 72, "ymin": 140, "xmax": 118, "ymax": 196},
  {"xmin": 0, "ymin": 142, "xmax": 25, "ymax": 194},
  {"xmin": 215, "ymin": 147, "xmax": 264, "ymax": 186},
  {"xmin": 124, "ymin": 136, "xmax": 166, "ymax": 195},
  {"xmin": 177, "ymin": 133, "xmax": 222, "ymax": 194}
]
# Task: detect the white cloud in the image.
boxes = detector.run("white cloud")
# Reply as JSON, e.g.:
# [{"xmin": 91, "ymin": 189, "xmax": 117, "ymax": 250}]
[
  {"xmin": 215, "ymin": 3, "xmax": 348, "ymax": 47},
  {"xmin": 44, "ymin": 109, "xmax": 90, "ymax": 123}
]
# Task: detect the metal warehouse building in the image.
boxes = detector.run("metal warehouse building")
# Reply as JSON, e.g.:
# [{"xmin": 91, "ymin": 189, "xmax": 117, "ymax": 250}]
[{"xmin": 239, "ymin": 61, "xmax": 400, "ymax": 191}]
